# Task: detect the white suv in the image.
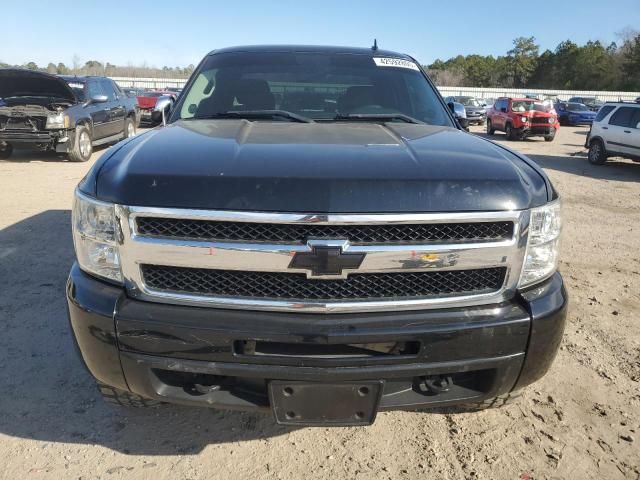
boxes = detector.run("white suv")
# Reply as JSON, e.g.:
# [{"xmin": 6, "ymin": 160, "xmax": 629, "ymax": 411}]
[{"xmin": 586, "ymin": 101, "xmax": 640, "ymax": 165}]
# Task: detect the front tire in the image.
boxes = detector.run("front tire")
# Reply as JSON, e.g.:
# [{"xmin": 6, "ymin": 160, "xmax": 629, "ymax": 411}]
[
  {"xmin": 0, "ymin": 142, "xmax": 13, "ymax": 159},
  {"xmin": 68, "ymin": 125, "xmax": 93, "ymax": 162},
  {"xmin": 588, "ymin": 139, "xmax": 607, "ymax": 165},
  {"xmin": 486, "ymin": 119, "xmax": 495, "ymax": 135},
  {"xmin": 505, "ymin": 123, "xmax": 516, "ymax": 140},
  {"xmin": 97, "ymin": 382, "xmax": 161, "ymax": 408}
]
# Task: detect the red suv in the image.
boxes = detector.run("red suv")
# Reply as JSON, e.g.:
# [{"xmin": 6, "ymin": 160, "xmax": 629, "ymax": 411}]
[{"xmin": 487, "ymin": 97, "xmax": 559, "ymax": 141}]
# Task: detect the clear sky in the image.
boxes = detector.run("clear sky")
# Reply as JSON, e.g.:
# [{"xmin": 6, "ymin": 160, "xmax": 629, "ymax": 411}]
[{"xmin": 3, "ymin": 0, "xmax": 639, "ymax": 68}]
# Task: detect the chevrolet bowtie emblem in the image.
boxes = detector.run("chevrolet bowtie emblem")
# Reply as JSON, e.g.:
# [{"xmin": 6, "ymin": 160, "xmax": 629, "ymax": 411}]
[{"xmin": 289, "ymin": 241, "xmax": 365, "ymax": 278}]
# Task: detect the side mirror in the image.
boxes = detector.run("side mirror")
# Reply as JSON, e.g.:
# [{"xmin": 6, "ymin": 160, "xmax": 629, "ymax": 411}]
[
  {"xmin": 86, "ymin": 94, "xmax": 108, "ymax": 106},
  {"xmin": 636, "ymin": 122, "xmax": 640, "ymax": 129}
]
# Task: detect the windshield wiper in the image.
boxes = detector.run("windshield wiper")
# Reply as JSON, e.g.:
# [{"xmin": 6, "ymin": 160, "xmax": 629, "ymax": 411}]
[
  {"xmin": 193, "ymin": 110, "xmax": 314, "ymax": 123},
  {"xmin": 332, "ymin": 113, "xmax": 424, "ymax": 124}
]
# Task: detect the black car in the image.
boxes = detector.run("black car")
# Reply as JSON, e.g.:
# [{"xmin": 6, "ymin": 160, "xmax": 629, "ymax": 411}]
[
  {"xmin": 67, "ymin": 45, "xmax": 567, "ymax": 426},
  {"xmin": 445, "ymin": 95, "xmax": 487, "ymax": 125},
  {"xmin": 0, "ymin": 70, "xmax": 139, "ymax": 161}
]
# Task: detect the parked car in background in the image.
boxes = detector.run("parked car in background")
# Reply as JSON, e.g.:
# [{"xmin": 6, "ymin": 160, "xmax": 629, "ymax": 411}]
[
  {"xmin": 166, "ymin": 87, "xmax": 183, "ymax": 95},
  {"xmin": 478, "ymin": 97, "xmax": 494, "ymax": 108},
  {"xmin": 481, "ymin": 98, "xmax": 495, "ymax": 112},
  {"xmin": 136, "ymin": 90, "xmax": 177, "ymax": 125},
  {"xmin": 585, "ymin": 101, "xmax": 640, "ymax": 164},
  {"xmin": 555, "ymin": 102, "xmax": 597, "ymax": 126},
  {"xmin": 445, "ymin": 96, "xmax": 486, "ymax": 125},
  {"xmin": 487, "ymin": 97, "xmax": 559, "ymax": 141},
  {"xmin": 0, "ymin": 70, "xmax": 138, "ymax": 161},
  {"xmin": 568, "ymin": 96, "xmax": 604, "ymax": 112},
  {"xmin": 450, "ymin": 100, "xmax": 469, "ymax": 130}
]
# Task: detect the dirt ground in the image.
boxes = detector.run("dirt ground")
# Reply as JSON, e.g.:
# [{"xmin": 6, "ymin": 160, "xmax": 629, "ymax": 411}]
[{"xmin": 0, "ymin": 124, "xmax": 639, "ymax": 480}]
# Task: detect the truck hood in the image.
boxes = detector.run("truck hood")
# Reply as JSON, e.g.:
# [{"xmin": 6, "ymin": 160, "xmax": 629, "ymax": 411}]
[
  {"xmin": 89, "ymin": 120, "xmax": 549, "ymax": 213},
  {"xmin": 0, "ymin": 69, "xmax": 76, "ymax": 103}
]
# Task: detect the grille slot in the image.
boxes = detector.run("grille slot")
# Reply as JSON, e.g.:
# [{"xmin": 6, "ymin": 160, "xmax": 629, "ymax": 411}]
[
  {"xmin": 531, "ymin": 117, "xmax": 551, "ymax": 125},
  {"xmin": 136, "ymin": 217, "xmax": 514, "ymax": 244},
  {"xmin": 141, "ymin": 265, "xmax": 507, "ymax": 302}
]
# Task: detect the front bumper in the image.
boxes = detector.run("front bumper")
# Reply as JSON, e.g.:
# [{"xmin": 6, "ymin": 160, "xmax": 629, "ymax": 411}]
[
  {"xmin": 565, "ymin": 117, "xmax": 594, "ymax": 126},
  {"xmin": 67, "ymin": 263, "xmax": 567, "ymax": 416},
  {"xmin": 0, "ymin": 129, "xmax": 72, "ymax": 151},
  {"xmin": 139, "ymin": 108, "xmax": 163, "ymax": 123},
  {"xmin": 466, "ymin": 114, "xmax": 486, "ymax": 124},
  {"xmin": 520, "ymin": 125, "xmax": 556, "ymax": 137}
]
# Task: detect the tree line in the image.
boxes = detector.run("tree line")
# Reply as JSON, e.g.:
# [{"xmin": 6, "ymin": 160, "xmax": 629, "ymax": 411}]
[
  {"xmin": 0, "ymin": 58, "xmax": 194, "ymax": 79},
  {"xmin": 2, "ymin": 31, "xmax": 640, "ymax": 91},
  {"xmin": 425, "ymin": 30, "xmax": 640, "ymax": 91}
]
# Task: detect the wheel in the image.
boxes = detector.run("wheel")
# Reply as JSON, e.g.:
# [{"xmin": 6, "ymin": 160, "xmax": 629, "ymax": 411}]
[
  {"xmin": 505, "ymin": 123, "xmax": 516, "ymax": 140},
  {"xmin": 68, "ymin": 125, "xmax": 93, "ymax": 162},
  {"xmin": 97, "ymin": 382, "xmax": 161, "ymax": 408},
  {"xmin": 588, "ymin": 139, "xmax": 608, "ymax": 165},
  {"xmin": 486, "ymin": 119, "xmax": 495, "ymax": 135},
  {"xmin": 0, "ymin": 142, "xmax": 13, "ymax": 159},
  {"xmin": 544, "ymin": 134, "xmax": 555, "ymax": 142},
  {"xmin": 124, "ymin": 117, "xmax": 136, "ymax": 139}
]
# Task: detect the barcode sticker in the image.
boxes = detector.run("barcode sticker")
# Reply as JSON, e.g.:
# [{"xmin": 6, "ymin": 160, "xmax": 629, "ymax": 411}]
[{"xmin": 373, "ymin": 58, "xmax": 420, "ymax": 71}]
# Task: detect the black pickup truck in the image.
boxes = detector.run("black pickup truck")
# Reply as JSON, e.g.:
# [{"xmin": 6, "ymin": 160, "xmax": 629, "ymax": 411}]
[
  {"xmin": 67, "ymin": 45, "xmax": 567, "ymax": 426},
  {"xmin": 0, "ymin": 70, "xmax": 138, "ymax": 161}
]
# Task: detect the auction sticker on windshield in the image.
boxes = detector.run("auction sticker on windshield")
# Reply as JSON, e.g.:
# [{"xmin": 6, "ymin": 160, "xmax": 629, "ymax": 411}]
[{"xmin": 373, "ymin": 58, "xmax": 420, "ymax": 71}]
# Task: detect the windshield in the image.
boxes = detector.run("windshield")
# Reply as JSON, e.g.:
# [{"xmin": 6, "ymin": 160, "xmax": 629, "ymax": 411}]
[
  {"xmin": 174, "ymin": 52, "xmax": 451, "ymax": 126},
  {"xmin": 581, "ymin": 97, "xmax": 602, "ymax": 105},
  {"xmin": 511, "ymin": 100, "xmax": 545, "ymax": 112},
  {"xmin": 456, "ymin": 96, "xmax": 479, "ymax": 107},
  {"xmin": 65, "ymin": 81, "xmax": 86, "ymax": 101},
  {"xmin": 567, "ymin": 103, "xmax": 589, "ymax": 112}
]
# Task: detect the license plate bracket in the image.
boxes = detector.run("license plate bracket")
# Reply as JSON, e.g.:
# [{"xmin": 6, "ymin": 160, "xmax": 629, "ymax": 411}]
[{"xmin": 269, "ymin": 381, "xmax": 383, "ymax": 426}]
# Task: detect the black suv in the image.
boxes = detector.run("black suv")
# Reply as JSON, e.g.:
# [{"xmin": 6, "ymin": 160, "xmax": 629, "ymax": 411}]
[
  {"xmin": 0, "ymin": 70, "xmax": 139, "ymax": 161},
  {"xmin": 67, "ymin": 46, "xmax": 567, "ymax": 426}
]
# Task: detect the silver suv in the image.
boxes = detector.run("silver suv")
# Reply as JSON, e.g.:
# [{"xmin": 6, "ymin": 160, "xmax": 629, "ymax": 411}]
[{"xmin": 586, "ymin": 101, "xmax": 640, "ymax": 165}]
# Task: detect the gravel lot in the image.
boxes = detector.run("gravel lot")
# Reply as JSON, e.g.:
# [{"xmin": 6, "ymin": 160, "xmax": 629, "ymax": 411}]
[{"xmin": 0, "ymin": 124, "xmax": 639, "ymax": 480}]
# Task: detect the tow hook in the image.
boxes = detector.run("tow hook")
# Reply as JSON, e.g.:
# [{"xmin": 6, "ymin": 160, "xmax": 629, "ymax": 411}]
[{"xmin": 415, "ymin": 375, "xmax": 453, "ymax": 395}]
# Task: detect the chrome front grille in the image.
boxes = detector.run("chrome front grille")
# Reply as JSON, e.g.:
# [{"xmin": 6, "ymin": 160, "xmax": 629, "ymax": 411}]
[
  {"xmin": 136, "ymin": 217, "xmax": 514, "ymax": 244},
  {"xmin": 141, "ymin": 265, "xmax": 507, "ymax": 301},
  {"xmin": 116, "ymin": 207, "xmax": 529, "ymax": 313}
]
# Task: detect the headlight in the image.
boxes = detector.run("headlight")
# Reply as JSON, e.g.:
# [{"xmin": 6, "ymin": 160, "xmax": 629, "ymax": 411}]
[
  {"xmin": 521, "ymin": 116, "xmax": 528, "ymax": 123},
  {"xmin": 45, "ymin": 112, "xmax": 70, "ymax": 129},
  {"xmin": 72, "ymin": 190, "xmax": 122, "ymax": 283},
  {"xmin": 519, "ymin": 200, "xmax": 561, "ymax": 288},
  {"xmin": 548, "ymin": 117, "xmax": 555, "ymax": 124}
]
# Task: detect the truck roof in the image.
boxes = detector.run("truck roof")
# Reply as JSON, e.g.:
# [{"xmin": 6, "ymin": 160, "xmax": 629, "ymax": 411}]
[{"xmin": 207, "ymin": 44, "xmax": 414, "ymax": 60}]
